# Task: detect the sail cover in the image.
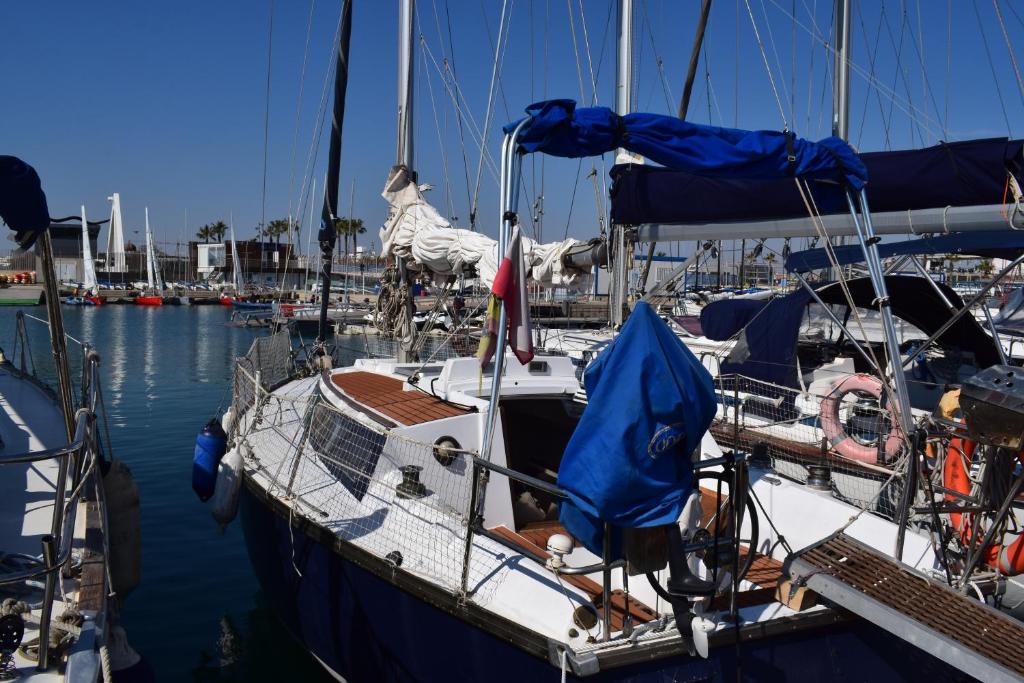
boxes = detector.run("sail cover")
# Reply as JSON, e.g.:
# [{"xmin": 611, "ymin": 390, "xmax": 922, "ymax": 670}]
[
  {"xmin": 0, "ymin": 156, "xmax": 49, "ymax": 249},
  {"xmin": 379, "ymin": 167, "xmax": 591, "ymax": 288},
  {"xmin": 611, "ymin": 137, "xmax": 1024, "ymax": 226},
  {"xmin": 505, "ymin": 99, "xmax": 867, "ymax": 190},
  {"xmin": 557, "ymin": 302, "xmax": 717, "ymax": 555}
]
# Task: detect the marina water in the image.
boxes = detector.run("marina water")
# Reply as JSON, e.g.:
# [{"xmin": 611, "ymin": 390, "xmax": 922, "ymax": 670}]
[{"xmin": 0, "ymin": 305, "xmax": 335, "ymax": 681}]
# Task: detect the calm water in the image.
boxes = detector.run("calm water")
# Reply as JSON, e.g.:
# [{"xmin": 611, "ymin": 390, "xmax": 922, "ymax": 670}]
[{"xmin": 0, "ymin": 305, "xmax": 334, "ymax": 682}]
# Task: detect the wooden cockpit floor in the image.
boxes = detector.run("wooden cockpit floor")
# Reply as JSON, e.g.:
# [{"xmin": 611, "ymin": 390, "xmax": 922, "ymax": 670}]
[{"xmin": 331, "ymin": 371, "xmax": 469, "ymax": 426}]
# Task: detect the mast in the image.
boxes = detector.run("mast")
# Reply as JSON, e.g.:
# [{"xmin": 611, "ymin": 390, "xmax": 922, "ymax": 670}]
[
  {"xmin": 144, "ymin": 207, "xmax": 155, "ymax": 290},
  {"xmin": 610, "ymin": 0, "xmax": 634, "ymax": 327},
  {"xmin": 80, "ymin": 205, "xmax": 97, "ymax": 295},
  {"xmin": 395, "ymin": 0, "xmax": 417, "ymax": 362},
  {"xmin": 831, "ymin": 0, "xmax": 851, "ymax": 139},
  {"xmin": 231, "ymin": 220, "xmax": 244, "ymax": 292},
  {"xmin": 315, "ymin": 0, "xmax": 353, "ymax": 348},
  {"xmin": 396, "ymin": 0, "xmax": 415, "ymax": 173}
]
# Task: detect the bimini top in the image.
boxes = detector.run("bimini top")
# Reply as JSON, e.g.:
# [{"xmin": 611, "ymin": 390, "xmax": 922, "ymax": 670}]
[
  {"xmin": 0, "ymin": 156, "xmax": 49, "ymax": 250},
  {"xmin": 785, "ymin": 229, "xmax": 1024, "ymax": 273},
  {"xmin": 610, "ymin": 137, "xmax": 1024, "ymax": 226},
  {"xmin": 504, "ymin": 99, "xmax": 867, "ymax": 189},
  {"xmin": 700, "ymin": 276, "xmax": 1003, "ymax": 387}
]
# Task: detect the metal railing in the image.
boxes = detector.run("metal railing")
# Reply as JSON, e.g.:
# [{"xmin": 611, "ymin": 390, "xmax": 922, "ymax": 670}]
[
  {"xmin": 0, "ymin": 316, "xmax": 105, "ymax": 671},
  {"xmin": 462, "ymin": 452, "xmax": 748, "ymax": 643}
]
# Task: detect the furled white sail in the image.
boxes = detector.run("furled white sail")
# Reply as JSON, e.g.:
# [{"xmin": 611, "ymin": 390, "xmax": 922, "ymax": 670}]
[
  {"xmin": 106, "ymin": 193, "xmax": 126, "ymax": 272},
  {"xmin": 80, "ymin": 205, "xmax": 98, "ymax": 294},
  {"xmin": 144, "ymin": 208, "xmax": 165, "ymax": 291},
  {"xmin": 230, "ymin": 222, "xmax": 244, "ymax": 292},
  {"xmin": 379, "ymin": 167, "xmax": 591, "ymax": 289}
]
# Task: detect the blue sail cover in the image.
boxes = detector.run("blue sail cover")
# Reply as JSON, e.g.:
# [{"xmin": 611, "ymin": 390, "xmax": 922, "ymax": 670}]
[
  {"xmin": 506, "ymin": 99, "xmax": 867, "ymax": 190},
  {"xmin": 0, "ymin": 156, "xmax": 49, "ymax": 250},
  {"xmin": 785, "ymin": 229, "xmax": 1024, "ymax": 273},
  {"xmin": 611, "ymin": 137, "xmax": 1024, "ymax": 225},
  {"xmin": 557, "ymin": 302, "xmax": 717, "ymax": 555}
]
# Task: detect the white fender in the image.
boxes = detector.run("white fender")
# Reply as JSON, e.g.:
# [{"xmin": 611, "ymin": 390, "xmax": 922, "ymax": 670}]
[
  {"xmin": 211, "ymin": 448, "xmax": 243, "ymax": 527},
  {"xmin": 221, "ymin": 406, "xmax": 236, "ymax": 436}
]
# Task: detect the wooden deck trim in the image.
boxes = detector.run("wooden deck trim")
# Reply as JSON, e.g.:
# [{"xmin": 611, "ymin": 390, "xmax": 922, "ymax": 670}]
[{"xmin": 330, "ymin": 371, "xmax": 469, "ymax": 426}]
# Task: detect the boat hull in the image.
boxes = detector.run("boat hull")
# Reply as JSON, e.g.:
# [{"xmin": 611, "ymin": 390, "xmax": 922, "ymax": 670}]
[
  {"xmin": 134, "ymin": 296, "xmax": 163, "ymax": 306},
  {"xmin": 239, "ymin": 479, "xmax": 966, "ymax": 683}
]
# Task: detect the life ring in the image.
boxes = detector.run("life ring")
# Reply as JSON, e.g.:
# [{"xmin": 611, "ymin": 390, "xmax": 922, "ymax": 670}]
[
  {"xmin": 943, "ymin": 437, "xmax": 1024, "ymax": 575},
  {"xmin": 819, "ymin": 374, "xmax": 902, "ymax": 464}
]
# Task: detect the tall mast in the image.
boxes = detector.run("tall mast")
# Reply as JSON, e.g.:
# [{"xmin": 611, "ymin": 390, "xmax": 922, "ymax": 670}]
[
  {"xmin": 395, "ymin": 0, "xmax": 417, "ymax": 362},
  {"xmin": 611, "ymin": 0, "xmax": 634, "ymax": 326},
  {"xmin": 614, "ymin": 0, "xmax": 634, "ymax": 154},
  {"xmin": 144, "ymin": 207, "xmax": 155, "ymax": 290},
  {"xmin": 831, "ymin": 0, "xmax": 851, "ymax": 139},
  {"xmin": 315, "ymin": 0, "xmax": 353, "ymax": 348},
  {"xmin": 396, "ymin": 0, "xmax": 415, "ymax": 173}
]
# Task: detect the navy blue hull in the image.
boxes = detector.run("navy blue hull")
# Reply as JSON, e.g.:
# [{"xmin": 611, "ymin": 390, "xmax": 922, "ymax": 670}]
[{"xmin": 240, "ymin": 482, "xmax": 972, "ymax": 683}]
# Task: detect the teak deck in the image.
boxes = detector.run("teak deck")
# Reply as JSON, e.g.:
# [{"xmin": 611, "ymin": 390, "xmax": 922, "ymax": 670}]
[{"xmin": 332, "ymin": 371, "xmax": 469, "ymax": 426}]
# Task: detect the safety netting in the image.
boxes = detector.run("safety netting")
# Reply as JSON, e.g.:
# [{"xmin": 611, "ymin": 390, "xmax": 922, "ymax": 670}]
[{"xmin": 231, "ymin": 362, "xmax": 487, "ymax": 593}]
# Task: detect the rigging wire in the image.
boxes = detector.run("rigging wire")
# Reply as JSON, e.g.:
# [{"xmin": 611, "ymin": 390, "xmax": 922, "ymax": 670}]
[
  {"xmin": 945, "ymin": 0, "xmax": 952, "ymax": 136},
  {"xmin": 437, "ymin": 0, "xmax": 475, "ymax": 228},
  {"xmin": 879, "ymin": 2, "xmax": 920, "ymax": 149},
  {"xmin": 902, "ymin": 0, "xmax": 949, "ymax": 141},
  {"xmin": 972, "ymin": 0, "xmax": 1015, "ymax": 136},
  {"xmin": 286, "ymin": 0, "xmax": 318, "ymax": 255},
  {"xmin": 469, "ymin": 0, "xmax": 513, "ymax": 229},
  {"xmin": 742, "ymin": 0, "xmax": 790, "ymax": 128},
  {"xmin": 757, "ymin": 0, "xmax": 795, "ymax": 125},
  {"xmin": 260, "ymin": 0, "xmax": 276, "ymax": 238},
  {"xmin": 854, "ymin": 1, "xmax": 892, "ymax": 148},
  {"xmin": 294, "ymin": 3, "xmax": 347, "ymax": 253},
  {"xmin": 778, "ymin": 0, "xmax": 943, "ymax": 141},
  {"xmin": 419, "ymin": 41, "xmax": 501, "ymax": 185},
  {"xmin": 420, "ymin": 35, "xmax": 456, "ymax": 221},
  {"xmin": 991, "ymin": 0, "xmax": 1024, "ymax": 111}
]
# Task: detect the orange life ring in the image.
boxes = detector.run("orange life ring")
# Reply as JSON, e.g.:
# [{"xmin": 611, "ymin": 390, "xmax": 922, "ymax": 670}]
[
  {"xmin": 943, "ymin": 437, "xmax": 1024, "ymax": 575},
  {"xmin": 819, "ymin": 374, "xmax": 902, "ymax": 464}
]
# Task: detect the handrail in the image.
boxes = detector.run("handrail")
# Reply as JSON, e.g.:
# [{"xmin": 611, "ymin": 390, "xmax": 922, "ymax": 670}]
[{"xmin": 0, "ymin": 332, "xmax": 105, "ymax": 671}]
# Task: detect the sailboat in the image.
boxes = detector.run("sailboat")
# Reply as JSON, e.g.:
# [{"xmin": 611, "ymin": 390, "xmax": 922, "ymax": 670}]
[
  {"xmin": 134, "ymin": 207, "xmax": 164, "ymax": 305},
  {"xmin": 220, "ymin": 221, "xmax": 246, "ymax": 307},
  {"xmin": 0, "ymin": 155, "xmax": 148, "ymax": 681},
  {"xmin": 63, "ymin": 206, "xmax": 103, "ymax": 305}
]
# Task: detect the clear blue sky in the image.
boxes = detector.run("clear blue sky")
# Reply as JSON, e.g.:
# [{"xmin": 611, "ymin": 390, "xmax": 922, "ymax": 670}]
[{"xmin": 3, "ymin": 1, "xmax": 1022, "ymax": 255}]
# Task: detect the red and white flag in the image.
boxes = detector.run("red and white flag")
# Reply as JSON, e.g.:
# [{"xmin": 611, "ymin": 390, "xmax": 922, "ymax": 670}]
[{"xmin": 478, "ymin": 226, "xmax": 534, "ymax": 366}]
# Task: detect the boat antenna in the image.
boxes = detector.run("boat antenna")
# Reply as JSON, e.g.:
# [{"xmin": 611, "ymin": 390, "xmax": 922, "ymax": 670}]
[{"xmin": 314, "ymin": 0, "xmax": 353, "ymax": 354}]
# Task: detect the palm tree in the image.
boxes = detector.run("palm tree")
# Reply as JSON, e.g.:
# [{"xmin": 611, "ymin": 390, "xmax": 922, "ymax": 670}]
[
  {"xmin": 334, "ymin": 217, "xmax": 365, "ymax": 256},
  {"xmin": 196, "ymin": 225, "xmax": 212, "ymax": 243},
  {"xmin": 209, "ymin": 220, "xmax": 228, "ymax": 242}
]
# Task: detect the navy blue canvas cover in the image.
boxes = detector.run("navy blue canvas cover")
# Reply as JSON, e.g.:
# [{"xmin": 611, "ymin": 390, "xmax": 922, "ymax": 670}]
[
  {"xmin": 505, "ymin": 99, "xmax": 867, "ymax": 190},
  {"xmin": 610, "ymin": 137, "xmax": 1023, "ymax": 226},
  {"xmin": 785, "ymin": 230, "xmax": 1024, "ymax": 273},
  {"xmin": 557, "ymin": 302, "xmax": 717, "ymax": 555},
  {"xmin": 0, "ymin": 156, "xmax": 49, "ymax": 249}
]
